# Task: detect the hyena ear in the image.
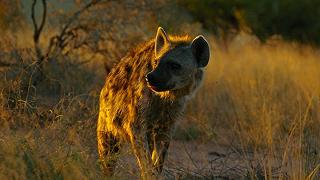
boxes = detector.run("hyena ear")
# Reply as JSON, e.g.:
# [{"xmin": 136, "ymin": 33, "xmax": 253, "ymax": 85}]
[
  {"xmin": 155, "ymin": 27, "xmax": 170, "ymax": 57},
  {"xmin": 191, "ymin": 35, "xmax": 210, "ymax": 68}
]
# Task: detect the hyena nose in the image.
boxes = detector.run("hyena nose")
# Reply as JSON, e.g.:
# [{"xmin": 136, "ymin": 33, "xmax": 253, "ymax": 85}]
[{"xmin": 146, "ymin": 73, "xmax": 155, "ymax": 84}]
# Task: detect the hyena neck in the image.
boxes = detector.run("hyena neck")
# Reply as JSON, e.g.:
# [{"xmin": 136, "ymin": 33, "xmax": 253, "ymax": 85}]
[
  {"xmin": 183, "ymin": 68, "xmax": 204, "ymax": 100},
  {"xmin": 147, "ymin": 93, "xmax": 186, "ymax": 123},
  {"xmin": 155, "ymin": 68, "xmax": 204, "ymax": 101}
]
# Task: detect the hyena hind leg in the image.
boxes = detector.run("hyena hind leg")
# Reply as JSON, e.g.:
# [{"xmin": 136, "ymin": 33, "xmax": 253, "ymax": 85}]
[{"xmin": 97, "ymin": 131, "xmax": 121, "ymax": 175}]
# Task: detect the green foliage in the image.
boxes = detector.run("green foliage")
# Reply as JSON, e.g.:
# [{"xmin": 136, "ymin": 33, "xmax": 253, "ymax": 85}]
[
  {"xmin": 243, "ymin": 0, "xmax": 320, "ymax": 44},
  {"xmin": 179, "ymin": 0, "xmax": 320, "ymax": 45},
  {"xmin": 178, "ymin": 0, "xmax": 242, "ymax": 33}
]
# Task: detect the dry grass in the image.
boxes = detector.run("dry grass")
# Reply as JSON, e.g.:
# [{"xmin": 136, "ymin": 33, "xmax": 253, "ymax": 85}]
[
  {"xmin": 188, "ymin": 33, "xmax": 320, "ymax": 179},
  {"xmin": 1, "ymin": 30, "xmax": 320, "ymax": 179}
]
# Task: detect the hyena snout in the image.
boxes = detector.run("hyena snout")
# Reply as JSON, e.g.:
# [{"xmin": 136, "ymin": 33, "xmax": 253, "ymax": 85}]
[
  {"xmin": 145, "ymin": 72, "xmax": 156, "ymax": 84},
  {"xmin": 145, "ymin": 71, "xmax": 172, "ymax": 92}
]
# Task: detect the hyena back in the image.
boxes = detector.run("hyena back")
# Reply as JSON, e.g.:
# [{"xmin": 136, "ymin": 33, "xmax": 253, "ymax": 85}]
[{"xmin": 97, "ymin": 27, "xmax": 210, "ymax": 178}]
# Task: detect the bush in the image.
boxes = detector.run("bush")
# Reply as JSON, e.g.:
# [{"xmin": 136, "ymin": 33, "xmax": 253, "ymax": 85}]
[{"xmin": 179, "ymin": 0, "xmax": 320, "ymax": 45}]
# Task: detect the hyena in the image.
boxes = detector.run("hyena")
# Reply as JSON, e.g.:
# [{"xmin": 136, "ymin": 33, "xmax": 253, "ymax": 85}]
[{"xmin": 97, "ymin": 27, "xmax": 210, "ymax": 178}]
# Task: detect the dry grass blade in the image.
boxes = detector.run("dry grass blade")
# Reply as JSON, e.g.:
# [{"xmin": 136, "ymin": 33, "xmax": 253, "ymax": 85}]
[{"xmin": 306, "ymin": 164, "xmax": 320, "ymax": 180}]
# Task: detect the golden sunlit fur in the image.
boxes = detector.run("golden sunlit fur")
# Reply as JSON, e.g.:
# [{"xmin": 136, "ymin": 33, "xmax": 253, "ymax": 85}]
[{"xmin": 97, "ymin": 28, "xmax": 208, "ymax": 178}]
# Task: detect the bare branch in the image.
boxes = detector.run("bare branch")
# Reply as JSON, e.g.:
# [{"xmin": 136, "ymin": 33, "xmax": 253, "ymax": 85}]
[
  {"xmin": 30, "ymin": 0, "xmax": 47, "ymax": 86},
  {"xmin": 38, "ymin": 0, "xmax": 47, "ymax": 41},
  {"xmin": 31, "ymin": 0, "xmax": 38, "ymax": 41},
  {"xmin": 45, "ymin": 0, "xmax": 104, "ymax": 58},
  {"xmin": 0, "ymin": 61, "xmax": 17, "ymax": 67},
  {"xmin": 31, "ymin": 0, "xmax": 47, "ymax": 45},
  {"xmin": 60, "ymin": 0, "xmax": 102, "ymax": 39}
]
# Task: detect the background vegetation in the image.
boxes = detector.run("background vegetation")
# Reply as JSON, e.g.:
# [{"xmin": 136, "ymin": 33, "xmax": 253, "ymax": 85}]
[
  {"xmin": 179, "ymin": 0, "xmax": 320, "ymax": 45},
  {"xmin": 0, "ymin": 0, "xmax": 319, "ymax": 179}
]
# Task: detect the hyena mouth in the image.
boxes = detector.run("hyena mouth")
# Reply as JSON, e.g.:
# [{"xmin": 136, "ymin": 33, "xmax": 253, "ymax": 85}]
[
  {"xmin": 147, "ymin": 82, "xmax": 174, "ymax": 92},
  {"xmin": 147, "ymin": 83, "xmax": 164, "ymax": 92}
]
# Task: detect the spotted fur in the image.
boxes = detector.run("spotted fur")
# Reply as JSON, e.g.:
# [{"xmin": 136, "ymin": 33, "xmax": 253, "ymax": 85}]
[{"xmin": 97, "ymin": 27, "xmax": 210, "ymax": 178}]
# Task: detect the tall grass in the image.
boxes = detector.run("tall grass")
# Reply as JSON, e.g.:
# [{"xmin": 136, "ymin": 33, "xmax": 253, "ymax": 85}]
[
  {"xmin": 1, "ymin": 31, "xmax": 320, "ymax": 179},
  {"xmin": 0, "ymin": 35, "xmax": 105, "ymax": 179},
  {"xmin": 189, "ymin": 33, "xmax": 320, "ymax": 179}
]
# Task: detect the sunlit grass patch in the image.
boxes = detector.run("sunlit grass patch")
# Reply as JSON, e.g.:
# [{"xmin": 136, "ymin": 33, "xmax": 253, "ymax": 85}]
[{"xmin": 188, "ymin": 34, "xmax": 320, "ymax": 178}]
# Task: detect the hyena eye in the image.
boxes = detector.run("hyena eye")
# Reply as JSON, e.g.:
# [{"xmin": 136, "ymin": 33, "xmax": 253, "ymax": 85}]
[{"xmin": 168, "ymin": 62, "xmax": 181, "ymax": 70}]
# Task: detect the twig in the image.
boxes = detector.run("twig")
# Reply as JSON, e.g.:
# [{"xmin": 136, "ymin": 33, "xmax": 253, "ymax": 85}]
[
  {"xmin": 60, "ymin": 0, "xmax": 102, "ymax": 39},
  {"xmin": 31, "ymin": 0, "xmax": 47, "ymax": 44},
  {"xmin": 30, "ymin": 0, "xmax": 47, "ymax": 86},
  {"xmin": 0, "ymin": 61, "xmax": 17, "ymax": 67},
  {"xmin": 182, "ymin": 142, "xmax": 199, "ymax": 169},
  {"xmin": 45, "ymin": 0, "xmax": 105, "ymax": 58},
  {"xmin": 31, "ymin": 0, "xmax": 47, "ymax": 60}
]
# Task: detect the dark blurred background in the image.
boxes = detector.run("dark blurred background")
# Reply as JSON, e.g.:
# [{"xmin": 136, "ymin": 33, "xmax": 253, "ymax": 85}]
[
  {"xmin": 178, "ymin": 0, "xmax": 320, "ymax": 45},
  {"xmin": 2, "ymin": 0, "xmax": 320, "ymax": 45}
]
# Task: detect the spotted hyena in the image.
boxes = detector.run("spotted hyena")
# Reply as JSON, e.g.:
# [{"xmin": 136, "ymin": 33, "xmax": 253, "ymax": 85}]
[{"xmin": 97, "ymin": 27, "xmax": 210, "ymax": 178}]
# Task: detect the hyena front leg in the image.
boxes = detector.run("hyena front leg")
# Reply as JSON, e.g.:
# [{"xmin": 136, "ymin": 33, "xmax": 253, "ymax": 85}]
[
  {"xmin": 129, "ymin": 129, "xmax": 156, "ymax": 179},
  {"xmin": 97, "ymin": 130, "xmax": 121, "ymax": 175},
  {"xmin": 150, "ymin": 126, "xmax": 172, "ymax": 174}
]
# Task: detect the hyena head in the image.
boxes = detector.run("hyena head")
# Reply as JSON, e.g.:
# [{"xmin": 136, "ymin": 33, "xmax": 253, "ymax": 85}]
[{"xmin": 146, "ymin": 27, "xmax": 210, "ymax": 93}]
